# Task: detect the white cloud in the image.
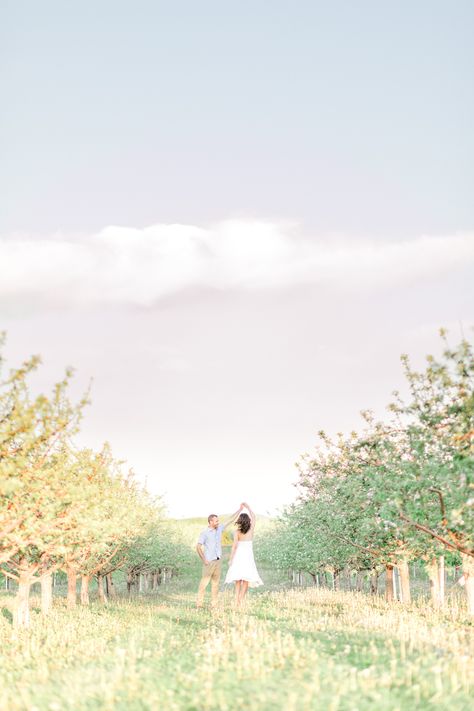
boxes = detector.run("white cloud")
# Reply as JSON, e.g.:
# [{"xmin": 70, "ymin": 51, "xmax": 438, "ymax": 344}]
[{"xmin": 1, "ymin": 222, "xmax": 473, "ymax": 308}]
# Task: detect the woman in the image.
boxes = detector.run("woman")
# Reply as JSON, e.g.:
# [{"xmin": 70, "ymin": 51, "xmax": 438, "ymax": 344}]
[{"xmin": 225, "ymin": 501, "xmax": 263, "ymax": 605}]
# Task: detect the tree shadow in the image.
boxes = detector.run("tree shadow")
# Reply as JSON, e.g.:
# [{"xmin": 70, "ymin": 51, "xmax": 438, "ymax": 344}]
[{"xmin": 1, "ymin": 606, "xmax": 13, "ymax": 624}]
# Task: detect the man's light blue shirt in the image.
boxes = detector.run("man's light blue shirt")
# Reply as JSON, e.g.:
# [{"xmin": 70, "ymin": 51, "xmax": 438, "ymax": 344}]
[{"xmin": 198, "ymin": 524, "xmax": 224, "ymax": 561}]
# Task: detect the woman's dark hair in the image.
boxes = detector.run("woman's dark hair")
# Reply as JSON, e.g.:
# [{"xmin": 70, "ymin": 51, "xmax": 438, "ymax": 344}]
[{"xmin": 237, "ymin": 513, "xmax": 251, "ymax": 535}]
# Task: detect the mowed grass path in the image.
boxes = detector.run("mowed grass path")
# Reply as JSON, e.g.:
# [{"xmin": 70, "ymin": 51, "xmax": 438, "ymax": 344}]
[{"xmin": 1, "ymin": 573, "xmax": 473, "ymax": 711}]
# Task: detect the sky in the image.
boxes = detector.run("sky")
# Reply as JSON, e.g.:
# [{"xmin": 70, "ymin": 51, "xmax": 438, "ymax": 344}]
[{"xmin": 1, "ymin": 1, "xmax": 473, "ymax": 517}]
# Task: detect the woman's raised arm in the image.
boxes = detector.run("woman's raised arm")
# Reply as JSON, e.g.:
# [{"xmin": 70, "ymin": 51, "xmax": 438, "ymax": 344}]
[{"xmin": 242, "ymin": 502, "xmax": 256, "ymax": 528}]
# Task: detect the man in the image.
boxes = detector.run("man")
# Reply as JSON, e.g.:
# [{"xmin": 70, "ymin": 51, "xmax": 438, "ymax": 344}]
[{"xmin": 196, "ymin": 506, "xmax": 242, "ymax": 608}]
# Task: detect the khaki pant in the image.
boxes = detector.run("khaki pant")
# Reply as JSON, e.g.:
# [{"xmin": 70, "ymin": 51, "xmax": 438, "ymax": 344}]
[{"xmin": 197, "ymin": 559, "xmax": 222, "ymax": 607}]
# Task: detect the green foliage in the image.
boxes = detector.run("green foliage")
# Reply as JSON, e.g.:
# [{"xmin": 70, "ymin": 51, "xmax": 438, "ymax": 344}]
[
  {"xmin": 125, "ymin": 518, "xmax": 195, "ymax": 576},
  {"xmin": 0, "ymin": 338, "xmax": 185, "ymax": 599},
  {"xmin": 0, "ymin": 343, "xmax": 88, "ymax": 573},
  {"xmin": 267, "ymin": 332, "xmax": 474, "ymax": 589}
]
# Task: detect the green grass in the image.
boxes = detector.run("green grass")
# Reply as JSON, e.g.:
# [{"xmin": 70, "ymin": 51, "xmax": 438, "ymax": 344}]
[{"xmin": 1, "ymin": 567, "xmax": 473, "ymax": 711}]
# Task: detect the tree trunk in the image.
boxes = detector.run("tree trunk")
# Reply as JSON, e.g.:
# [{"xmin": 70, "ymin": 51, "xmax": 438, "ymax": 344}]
[
  {"xmin": 370, "ymin": 570, "xmax": 379, "ymax": 595},
  {"xmin": 40, "ymin": 572, "xmax": 53, "ymax": 615},
  {"xmin": 385, "ymin": 564, "xmax": 394, "ymax": 601},
  {"xmin": 80, "ymin": 575, "xmax": 90, "ymax": 605},
  {"xmin": 397, "ymin": 560, "xmax": 411, "ymax": 604},
  {"xmin": 426, "ymin": 558, "xmax": 440, "ymax": 609},
  {"xmin": 66, "ymin": 566, "xmax": 77, "ymax": 609},
  {"xmin": 333, "ymin": 570, "xmax": 340, "ymax": 590},
  {"xmin": 14, "ymin": 567, "xmax": 32, "ymax": 628},
  {"xmin": 438, "ymin": 555, "xmax": 445, "ymax": 607},
  {"xmin": 106, "ymin": 573, "xmax": 116, "ymax": 597},
  {"xmin": 460, "ymin": 553, "xmax": 474, "ymax": 616},
  {"xmin": 152, "ymin": 572, "xmax": 159, "ymax": 590},
  {"xmin": 97, "ymin": 573, "xmax": 107, "ymax": 603},
  {"xmin": 157, "ymin": 568, "xmax": 162, "ymax": 585},
  {"xmin": 393, "ymin": 566, "xmax": 400, "ymax": 601}
]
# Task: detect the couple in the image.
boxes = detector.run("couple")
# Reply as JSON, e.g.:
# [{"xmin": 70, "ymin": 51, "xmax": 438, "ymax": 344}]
[{"xmin": 196, "ymin": 502, "xmax": 263, "ymax": 608}]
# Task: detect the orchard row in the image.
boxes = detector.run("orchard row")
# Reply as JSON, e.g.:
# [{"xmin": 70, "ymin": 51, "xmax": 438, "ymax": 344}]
[
  {"xmin": 258, "ymin": 332, "xmax": 474, "ymax": 614},
  {"xmin": 0, "ymin": 335, "xmax": 193, "ymax": 628}
]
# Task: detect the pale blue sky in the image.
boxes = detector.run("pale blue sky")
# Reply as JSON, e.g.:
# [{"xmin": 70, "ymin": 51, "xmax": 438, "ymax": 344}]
[
  {"xmin": 1, "ymin": 0, "xmax": 473, "ymax": 235},
  {"xmin": 1, "ymin": 2, "xmax": 473, "ymax": 517}
]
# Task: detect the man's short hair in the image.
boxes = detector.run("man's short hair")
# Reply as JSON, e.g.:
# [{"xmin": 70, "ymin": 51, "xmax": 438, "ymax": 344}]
[{"xmin": 208, "ymin": 514, "xmax": 218, "ymax": 523}]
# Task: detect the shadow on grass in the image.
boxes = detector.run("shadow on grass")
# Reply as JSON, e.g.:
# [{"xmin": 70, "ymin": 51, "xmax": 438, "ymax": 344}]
[
  {"xmin": 282, "ymin": 624, "xmax": 443, "ymax": 671},
  {"xmin": 1, "ymin": 606, "xmax": 13, "ymax": 624}
]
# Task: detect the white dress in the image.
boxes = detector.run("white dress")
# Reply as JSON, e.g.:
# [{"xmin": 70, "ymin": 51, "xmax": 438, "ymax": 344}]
[{"xmin": 225, "ymin": 540, "xmax": 263, "ymax": 587}]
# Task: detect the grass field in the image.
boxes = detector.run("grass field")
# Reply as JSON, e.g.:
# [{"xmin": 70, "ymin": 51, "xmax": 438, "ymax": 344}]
[{"xmin": 1, "ymin": 565, "xmax": 473, "ymax": 711}]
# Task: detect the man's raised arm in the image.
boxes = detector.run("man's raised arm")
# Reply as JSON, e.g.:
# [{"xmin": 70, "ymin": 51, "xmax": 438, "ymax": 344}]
[{"xmin": 221, "ymin": 505, "xmax": 243, "ymax": 530}]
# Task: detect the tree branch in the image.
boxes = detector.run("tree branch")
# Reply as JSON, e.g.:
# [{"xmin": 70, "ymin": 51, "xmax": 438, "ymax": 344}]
[
  {"xmin": 399, "ymin": 513, "xmax": 474, "ymax": 557},
  {"xmin": 331, "ymin": 532, "xmax": 385, "ymax": 559},
  {"xmin": 428, "ymin": 488, "xmax": 447, "ymax": 521}
]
